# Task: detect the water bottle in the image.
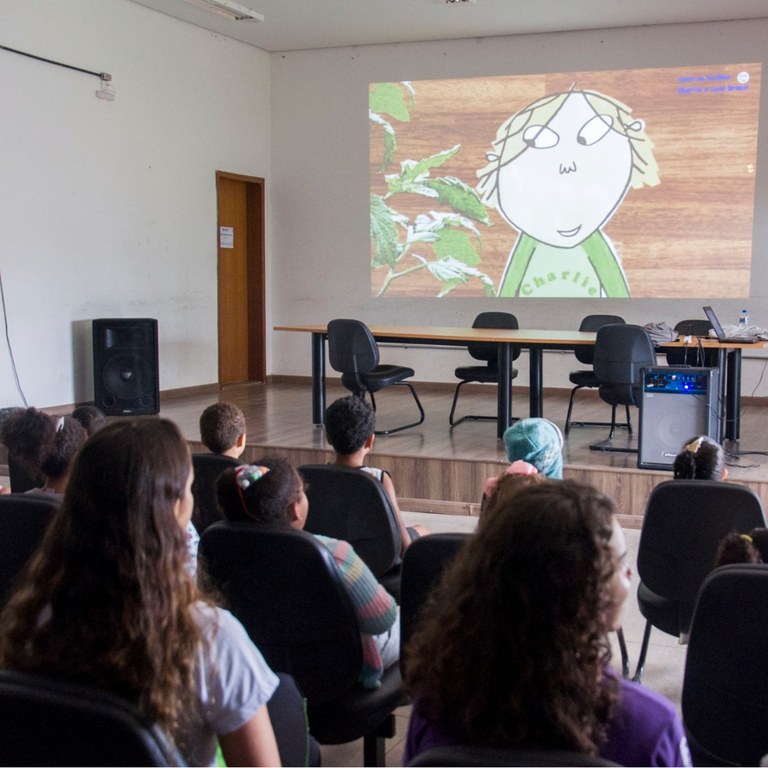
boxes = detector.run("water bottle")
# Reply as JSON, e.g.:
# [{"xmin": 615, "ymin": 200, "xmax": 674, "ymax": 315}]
[{"xmin": 739, "ymin": 309, "xmax": 749, "ymax": 327}]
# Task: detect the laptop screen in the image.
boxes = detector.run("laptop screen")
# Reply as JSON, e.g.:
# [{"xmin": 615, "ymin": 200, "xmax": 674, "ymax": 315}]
[{"xmin": 702, "ymin": 306, "xmax": 725, "ymax": 339}]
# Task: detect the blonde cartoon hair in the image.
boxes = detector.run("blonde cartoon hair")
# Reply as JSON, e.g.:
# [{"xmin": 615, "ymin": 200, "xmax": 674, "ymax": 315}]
[{"xmin": 477, "ymin": 87, "xmax": 660, "ymax": 211}]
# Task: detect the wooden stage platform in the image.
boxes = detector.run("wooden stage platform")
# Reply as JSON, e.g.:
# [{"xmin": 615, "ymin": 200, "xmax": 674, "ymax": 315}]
[{"xmin": 159, "ymin": 377, "xmax": 768, "ymax": 530}]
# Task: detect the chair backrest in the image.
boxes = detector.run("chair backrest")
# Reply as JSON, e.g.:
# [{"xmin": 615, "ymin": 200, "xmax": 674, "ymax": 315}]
[
  {"xmin": 299, "ymin": 464, "xmax": 401, "ymax": 577},
  {"xmin": 0, "ymin": 670, "xmax": 183, "ymax": 766},
  {"xmin": 400, "ymin": 533, "xmax": 470, "ymax": 674},
  {"xmin": 574, "ymin": 314, "xmax": 625, "ymax": 366},
  {"xmin": 682, "ymin": 564, "xmax": 768, "ymax": 767},
  {"xmin": 327, "ymin": 319, "xmax": 380, "ymax": 381},
  {"xmin": 190, "ymin": 453, "xmax": 243, "ymax": 533},
  {"xmin": 0, "ymin": 494, "xmax": 60, "ymax": 608},
  {"xmin": 467, "ymin": 312, "xmax": 520, "ymax": 364},
  {"xmin": 409, "ymin": 745, "xmax": 619, "ymax": 766},
  {"xmin": 637, "ymin": 480, "xmax": 766, "ymax": 633},
  {"xmin": 666, "ymin": 318, "xmax": 718, "ymax": 367},
  {"xmin": 593, "ymin": 324, "xmax": 655, "ymax": 405},
  {"xmin": 7, "ymin": 455, "xmax": 45, "ymax": 493},
  {"xmin": 199, "ymin": 522, "xmax": 363, "ymax": 704}
]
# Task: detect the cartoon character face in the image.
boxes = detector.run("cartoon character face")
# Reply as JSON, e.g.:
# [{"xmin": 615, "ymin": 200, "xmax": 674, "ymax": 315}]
[{"xmin": 495, "ymin": 92, "xmax": 633, "ymax": 248}]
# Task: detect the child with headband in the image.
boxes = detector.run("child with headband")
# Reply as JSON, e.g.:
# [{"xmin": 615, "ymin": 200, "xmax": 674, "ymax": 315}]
[
  {"xmin": 715, "ymin": 528, "xmax": 768, "ymax": 567},
  {"xmin": 672, "ymin": 435, "xmax": 727, "ymax": 480},
  {"xmin": 216, "ymin": 456, "xmax": 400, "ymax": 689}
]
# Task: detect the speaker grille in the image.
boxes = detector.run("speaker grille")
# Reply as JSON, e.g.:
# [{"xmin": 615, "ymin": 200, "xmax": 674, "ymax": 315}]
[
  {"xmin": 93, "ymin": 319, "xmax": 159, "ymax": 416},
  {"xmin": 638, "ymin": 367, "xmax": 721, "ymax": 470}
]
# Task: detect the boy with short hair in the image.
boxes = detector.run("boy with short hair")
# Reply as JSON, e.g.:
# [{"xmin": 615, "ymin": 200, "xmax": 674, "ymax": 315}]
[
  {"xmin": 324, "ymin": 395, "xmax": 429, "ymax": 554},
  {"xmin": 199, "ymin": 402, "xmax": 247, "ymax": 457}
]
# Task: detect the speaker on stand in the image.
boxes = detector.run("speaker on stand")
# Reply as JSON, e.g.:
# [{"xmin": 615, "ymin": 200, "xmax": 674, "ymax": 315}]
[
  {"xmin": 638, "ymin": 367, "xmax": 721, "ymax": 470},
  {"xmin": 92, "ymin": 319, "xmax": 159, "ymax": 416}
]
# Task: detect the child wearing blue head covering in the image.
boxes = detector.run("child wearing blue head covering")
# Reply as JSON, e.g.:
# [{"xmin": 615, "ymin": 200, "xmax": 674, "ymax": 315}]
[{"xmin": 502, "ymin": 418, "xmax": 564, "ymax": 479}]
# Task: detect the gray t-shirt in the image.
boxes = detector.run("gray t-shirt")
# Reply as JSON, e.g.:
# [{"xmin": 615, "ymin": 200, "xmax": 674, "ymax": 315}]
[{"xmin": 187, "ymin": 602, "xmax": 279, "ymax": 766}]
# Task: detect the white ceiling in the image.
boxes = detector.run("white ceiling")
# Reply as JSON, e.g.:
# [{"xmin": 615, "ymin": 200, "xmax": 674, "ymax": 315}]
[{"xmin": 129, "ymin": 0, "xmax": 768, "ymax": 53}]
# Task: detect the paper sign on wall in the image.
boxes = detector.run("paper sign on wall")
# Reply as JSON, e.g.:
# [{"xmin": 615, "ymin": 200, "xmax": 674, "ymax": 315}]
[{"xmin": 219, "ymin": 226, "xmax": 234, "ymax": 249}]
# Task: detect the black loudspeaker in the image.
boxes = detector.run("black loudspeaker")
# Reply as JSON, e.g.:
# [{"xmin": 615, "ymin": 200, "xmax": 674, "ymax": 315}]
[
  {"xmin": 638, "ymin": 367, "xmax": 721, "ymax": 471},
  {"xmin": 92, "ymin": 319, "xmax": 159, "ymax": 416}
]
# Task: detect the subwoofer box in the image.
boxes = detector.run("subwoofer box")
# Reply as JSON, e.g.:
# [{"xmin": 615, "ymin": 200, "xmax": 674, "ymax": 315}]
[
  {"xmin": 638, "ymin": 367, "xmax": 721, "ymax": 471},
  {"xmin": 92, "ymin": 318, "xmax": 159, "ymax": 416}
]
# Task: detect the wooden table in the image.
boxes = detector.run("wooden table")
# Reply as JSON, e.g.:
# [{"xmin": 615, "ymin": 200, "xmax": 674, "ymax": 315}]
[{"xmin": 275, "ymin": 324, "xmax": 761, "ymax": 440}]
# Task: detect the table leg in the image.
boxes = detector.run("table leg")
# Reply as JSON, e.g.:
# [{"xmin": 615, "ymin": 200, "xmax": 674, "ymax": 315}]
[
  {"xmin": 725, "ymin": 348, "xmax": 742, "ymax": 441},
  {"xmin": 311, "ymin": 332, "xmax": 326, "ymax": 426},
  {"xmin": 497, "ymin": 342, "xmax": 511, "ymax": 439},
  {"xmin": 529, "ymin": 348, "xmax": 543, "ymax": 418}
]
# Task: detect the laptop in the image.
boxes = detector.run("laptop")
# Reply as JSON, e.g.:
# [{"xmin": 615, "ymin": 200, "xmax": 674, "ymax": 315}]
[{"xmin": 703, "ymin": 305, "xmax": 758, "ymax": 343}]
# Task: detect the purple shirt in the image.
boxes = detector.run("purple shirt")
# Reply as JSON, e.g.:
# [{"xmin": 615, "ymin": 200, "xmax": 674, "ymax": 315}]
[{"xmin": 405, "ymin": 674, "xmax": 691, "ymax": 767}]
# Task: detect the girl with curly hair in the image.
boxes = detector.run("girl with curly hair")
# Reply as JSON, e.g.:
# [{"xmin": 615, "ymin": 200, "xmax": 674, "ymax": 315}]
[
  {"xmin": 672, "ymin": 435, "xmax": 726, "ymax": 480},
  {"xmin": 404, "ymin": 479, "xmax": 691, "ymax": 766},
  {"xmin": 0, "ymin": 407, "xmax": 86, "ymax": 496},
  {"xmin": 0, "ymin": 418, "xmax": 281, "ymax": 766}
]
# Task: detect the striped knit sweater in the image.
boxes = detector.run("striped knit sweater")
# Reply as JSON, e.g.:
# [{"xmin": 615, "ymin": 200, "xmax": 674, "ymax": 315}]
[{"xmin": 314, "ymin": 534, "xmax": 398, "ymax": 688}]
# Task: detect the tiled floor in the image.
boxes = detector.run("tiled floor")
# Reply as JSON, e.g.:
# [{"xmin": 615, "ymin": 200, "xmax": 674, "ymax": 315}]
[{"xmin": 319, "ymin": 512, "xmax": 686, "ymax": 767}]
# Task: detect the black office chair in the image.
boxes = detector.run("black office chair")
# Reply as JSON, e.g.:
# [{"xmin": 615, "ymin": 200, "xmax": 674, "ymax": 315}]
[
  {"xmin": 300, "ymin": 464, "xmax": 402, "ymax": 599},
  {"xmin": 0, "ymin": 494, "xmax": 60, "ymax": 608},
  {"xmin": 589, "ymin": 324, "xmax": 656, "ymax": 453},
  {"xmin": 682, "ymin": 564, "xmax": 768, "ymax": 767},
  {"xmin": 665, "ymin": 318, "xmax": 718, "ymax": 368},
  {"xmin": 449, "ymin": 312, "xmax": 520, "ymax": 427},
  {"xmin": 399, "ymin": 533, "xmax": 470, "ymax": 677},
  {"xmin": 327, "ymin": 319, "xmax": 425, "ymax": 435},
  {"xmin": 190, "ymin": 452, "xmax": 243, "ymax": 533},
  {"xmin": 199, "ymin": 522, "xmax": 404, "ymax": 767},
  {"xmin": 564, "ymin": 314, "xmax": 627, "ymax": 435},
  {"xmin": 630, "ymin": 479, "xmax": 765, "ymax": 683},
  {"xmin": 409, "ymin": 745, "xmax": 619, "ymax": 766},
  {"xmin": 0, "ymin": 670, "xmax": 184, "ymax": 766}
]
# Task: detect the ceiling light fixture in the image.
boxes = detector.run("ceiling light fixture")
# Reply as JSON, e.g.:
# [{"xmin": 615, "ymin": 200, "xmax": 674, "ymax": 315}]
[
  {"xmin": 445, "ymin": 0, "xmax": 477, "ymax": 4},
  {"xmin": 182, "ymin": 0, "xmax": 264, "ymax": 22}
]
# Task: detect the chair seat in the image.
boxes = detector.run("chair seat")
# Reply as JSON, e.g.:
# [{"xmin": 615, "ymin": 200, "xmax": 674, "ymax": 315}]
[
  {"xmin": 637, "ymin": 581, "xmax": 680, "ymax": 637},
  {"xmin": 454, "ymin": 365, "xmax": 518, "ymax": 384},
  {"xmin": 342, "ymin": 365, "xmax": 415, "ymax": 394},
  {"xmin": 307, "ymin": 664, "xmax": 405, "ymax": 745},
  {"xmin": 568, "ymin": 369, "xmax": 599, "ymax": 388}
]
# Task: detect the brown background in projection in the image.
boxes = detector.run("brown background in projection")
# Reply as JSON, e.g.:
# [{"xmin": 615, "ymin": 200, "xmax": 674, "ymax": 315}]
[{"xmin": 370, "ymin": 64, "xmax": 761, "ymax": 298}]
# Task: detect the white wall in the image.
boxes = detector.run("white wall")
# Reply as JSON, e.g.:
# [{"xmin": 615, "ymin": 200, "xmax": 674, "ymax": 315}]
[
  {"xmin": 270, "ymin": 19, "xmax": 768, "ymax": 394},
  {"xmin": 2, "ymin": 7, "xmax": 767, "ymax": 408},
  {"xmin": 0, "ymin": 0, "xmax": 271, "ymax": 407}
]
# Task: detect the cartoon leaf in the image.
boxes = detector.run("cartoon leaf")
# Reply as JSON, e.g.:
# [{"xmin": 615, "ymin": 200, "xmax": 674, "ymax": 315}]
[
  {"xmin": 369, "ymin": 82, "xmax": 412, "ymax": 122},
  {"xmin": 414, "ymin": 212, "xmax": 481, "ymax": 239},
  {"xmin": 370, "ymin": 194, "xmax": 408, "ymax": 268},
  {"xmin": 398, "ymin": 145, "xmax": 461, "ymax": 184},
  {"xmin": 427, "ymin": 257, "xmax": 496, "ymax": 295},
  {"xmin": 431, "ymin": 228, "xmax": 481, "ymax": 266},
  {"xmin": 422, "ymin": 177, "xmax": 490, "ymax": 224},
  {"xmin": 369, "ymin": 111, "xmax": 397, "ymax": 169}
]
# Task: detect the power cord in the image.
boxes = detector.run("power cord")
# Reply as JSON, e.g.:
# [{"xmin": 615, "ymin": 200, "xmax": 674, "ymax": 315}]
[{"xmin": 0, "ymin": 265, "xmax": 28, "ymax": 407}]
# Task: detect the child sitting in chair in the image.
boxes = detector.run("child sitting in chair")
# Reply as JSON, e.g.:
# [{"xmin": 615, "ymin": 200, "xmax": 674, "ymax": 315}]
[
  {"xmin": 502, "ymin": 417, "xmax": 564, "ymax": 479},
  {"xmin": 673, "ymin": 435, "xmax": 726, "ymax": 480},
  {"xmin": 216, "ymin": 457, "xmax": 400, "ymax": 689},
  {"xmin": 323, "ymin": 395, "xmax": 429, "ymax": 555},
  {"xmin": 199, "ymin": 402, "xmax": 247, "ymax": 458}
]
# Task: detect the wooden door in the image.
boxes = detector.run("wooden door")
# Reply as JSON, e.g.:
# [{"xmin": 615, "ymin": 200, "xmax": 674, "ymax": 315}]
[{"xmin": 216, "ymin": 172, "xmax": 266, "ymax": 383}]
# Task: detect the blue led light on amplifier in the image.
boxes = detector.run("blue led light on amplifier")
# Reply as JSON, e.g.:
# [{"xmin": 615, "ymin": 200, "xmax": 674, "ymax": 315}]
[{"xmin": 643, "ymin": 370, "xmax": 710, "ymax": 395}]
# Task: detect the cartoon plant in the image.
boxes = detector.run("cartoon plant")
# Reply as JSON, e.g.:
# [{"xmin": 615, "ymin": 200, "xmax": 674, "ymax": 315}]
[{"xmin": 369, "ymin": 81, "xmax": 494, "ymax": 296}]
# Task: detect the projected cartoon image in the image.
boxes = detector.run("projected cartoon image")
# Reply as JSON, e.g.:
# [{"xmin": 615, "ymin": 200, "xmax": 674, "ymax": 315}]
[
  {"xmin": 477, "ymin": 88, "xmax": 659, "ymax": 297},
  {"xmin": 370, "ymin": 65, "xmax": 760, "ymax": 299}
]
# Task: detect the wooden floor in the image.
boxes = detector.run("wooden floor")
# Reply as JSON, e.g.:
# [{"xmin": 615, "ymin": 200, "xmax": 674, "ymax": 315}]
[{"xmin": 159, "ymin": 377, "xmax": 768, "ymax": 530}]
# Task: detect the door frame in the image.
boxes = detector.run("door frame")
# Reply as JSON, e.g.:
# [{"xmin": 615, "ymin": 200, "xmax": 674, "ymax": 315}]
[{"xmin": 215, "ymin": 170, "xmax": 266, "ymax": 383}]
